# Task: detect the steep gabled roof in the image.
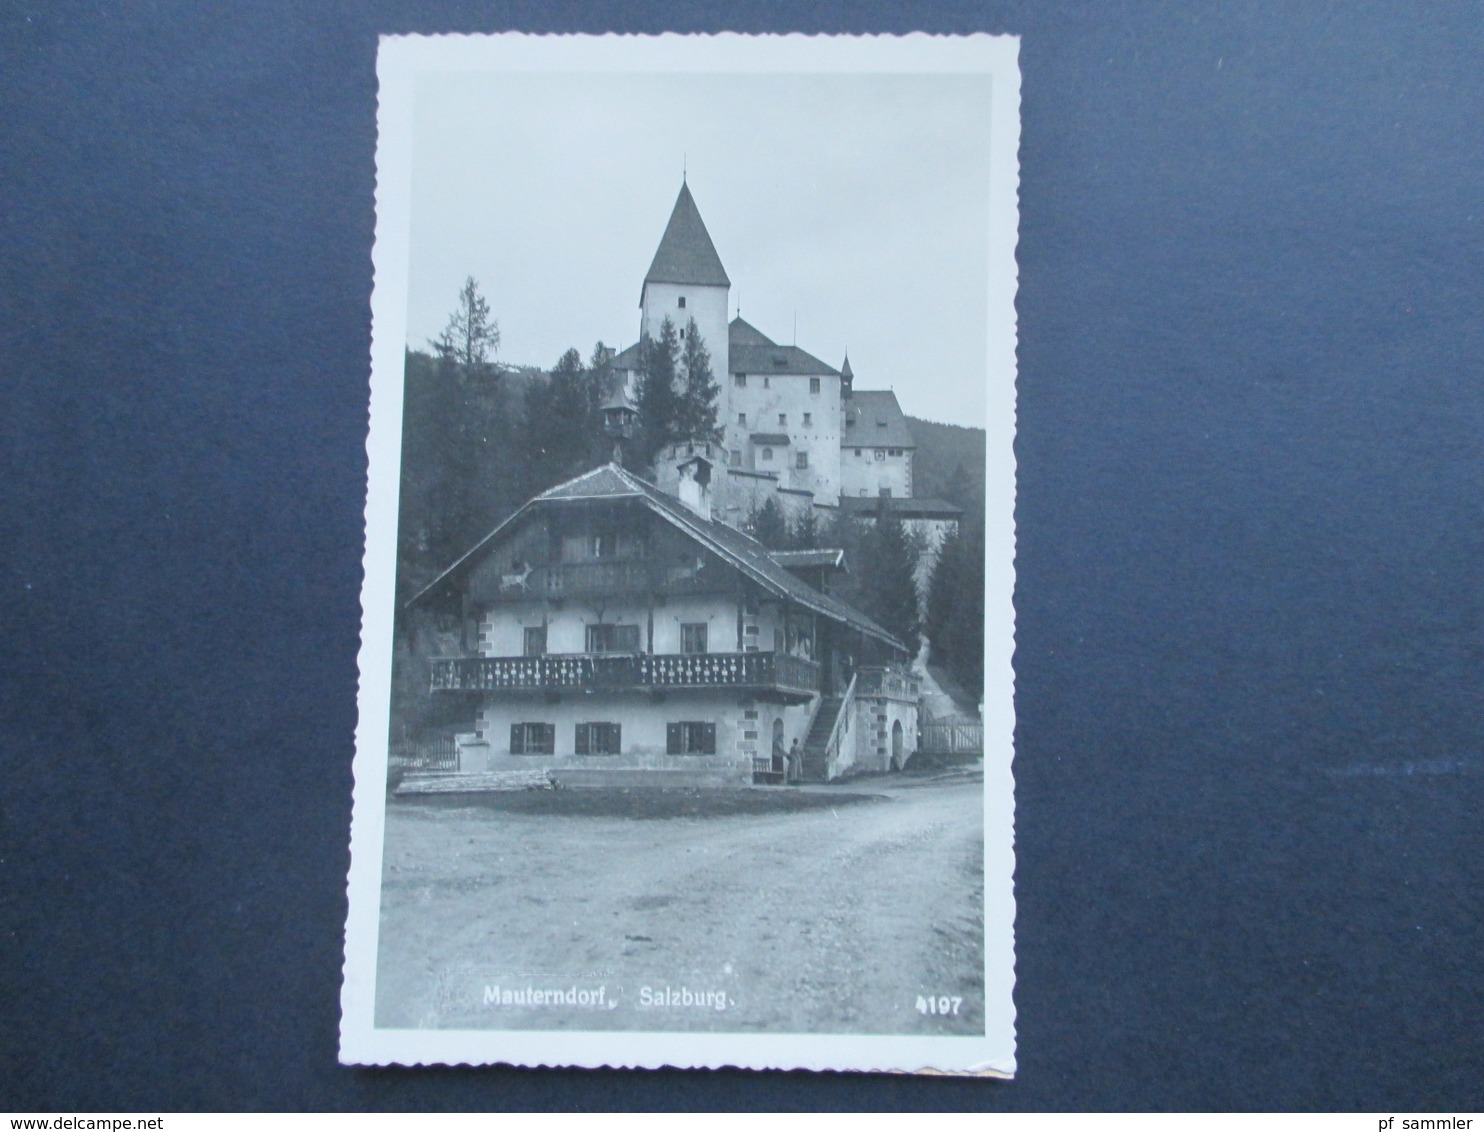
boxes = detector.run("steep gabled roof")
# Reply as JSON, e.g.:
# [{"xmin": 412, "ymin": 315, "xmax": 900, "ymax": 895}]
[
  {"xmin": 726, "ymin": 316, "xmax": 840, "ymax": 377},
  {"xmin": 410, "ymin": 463, "xmax": 906, "ymax": 653},
  {"xmin": 842, "ymin": 389, "xmax": 916, "ymax": 449},
  {"xmin": 728, "ymin": 317, "xmax": 776, "ymax": 347},
  {"xmin": 642, "ymin": 182, "xmax": 730, "ymax": 294}
]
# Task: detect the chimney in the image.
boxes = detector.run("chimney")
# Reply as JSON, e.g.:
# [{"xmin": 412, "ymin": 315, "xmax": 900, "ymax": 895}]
[{"xmin": 676, "ymin": 456, "xmax": 712, "ymax": 521}]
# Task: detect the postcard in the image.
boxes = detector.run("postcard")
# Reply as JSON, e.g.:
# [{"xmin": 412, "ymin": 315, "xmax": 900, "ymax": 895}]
[{"xmin": 342, "ymin": 32, "xmax": 1019, "ymax": 1075}]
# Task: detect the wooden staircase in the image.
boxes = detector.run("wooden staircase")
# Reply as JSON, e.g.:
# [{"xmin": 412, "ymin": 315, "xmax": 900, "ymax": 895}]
[{"xmin": 800, "ymin": 695, "xmax": 845, "ymax": 783}]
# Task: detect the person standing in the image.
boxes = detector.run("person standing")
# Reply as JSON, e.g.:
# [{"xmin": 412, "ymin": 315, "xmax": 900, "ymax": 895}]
[{"xmin": 787, "ymin": 738, "xmax": 802, "ymax": 785}]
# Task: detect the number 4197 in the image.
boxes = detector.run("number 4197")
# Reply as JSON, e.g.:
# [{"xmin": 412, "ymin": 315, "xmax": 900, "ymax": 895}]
[{"xmin": 916, "ymin": 995, "xmax": 962, "ymax": 1016}]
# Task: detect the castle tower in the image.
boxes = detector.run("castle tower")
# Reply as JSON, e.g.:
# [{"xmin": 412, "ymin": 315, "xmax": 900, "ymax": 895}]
[{"xmin": 640, "ymin": 181, "xmax": 731, "ymax": 399}]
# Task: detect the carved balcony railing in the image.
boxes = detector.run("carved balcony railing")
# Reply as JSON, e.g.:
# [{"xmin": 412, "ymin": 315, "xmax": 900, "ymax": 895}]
[
  {"xmin": 855, "ymin": 666, "xmax": 920, "ymax": 702},
  {"xmin": 431, "ymin": 651, "xmax": 820, "ymax": 697}
]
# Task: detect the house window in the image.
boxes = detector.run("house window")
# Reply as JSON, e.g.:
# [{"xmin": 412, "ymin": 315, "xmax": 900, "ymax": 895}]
[
  {"xmin": 763, "ymin": 376, "xmax": 770, "ymax": 388},
  {"xmin": 575, "ymin": 722, "xmax": 621, "ymax": 755},
  {"xmin": 888, "ymin": 448, "xmax": 902, "ymax": 457},
  {"xmin": 734, "ymin": 374, "xmax": 746, "ymax": 387},
  {"xmin": 795, "ymin": 451, "xmax": 808, "ymax": 470},
  {"xmin": 678, "ymin": 296, "xmax": 686, "ymax": 309},
  {"xmin": 509, "ymin": 722, "xmax": 555, "ymax": 755},
  {"xmin": 810, "ymin": 378, "xmax": 820, "ymax": 394},
  {"xmin": 730, "ymin": 449, "xmax": 741, "ymax": 467},
  {"xmin": 803, "ymin": 412, "xmax": 812, "ymax": 426},
  {"xmin": 738, "ymin": 412, "xmax": 746, "ymax": 426},
  {"xmin": 774, "ymin": 628, "xmax": 784, "ymax": 652},
  {"xmin": 523, "ymin": 626, "xmax": 547, "ymax": 657},
  {"xmin": 859, "ymin": 489, "xmax": 868, "ymax": 496},
  {"xmin": 854, "ymin": 448, "xmax": 862, "ymax": 457},
  {"xmin": 761, "ymin": 447, "xmax": 773, "ymax": 461},
  {"xmin": 778, "ymin": 413, "xmax": 787, "ymax": 426},
  {"xmin": 879, "ymin": 486, "xmax": 892, "ymax": 497},
  {"xmin": 667, "ymin": 721, "xmax": 717, "ymax": 755},
  {"xmin": 680, "ymin": 623, "xmax": 708, "ymax": 654},
  {"xmin": 586, "ymin": 623, "xmax": 641, "ymax": 653},
  {"xmin": 874, "ymin": 450, "xmax": 885, "ymax": 461}
]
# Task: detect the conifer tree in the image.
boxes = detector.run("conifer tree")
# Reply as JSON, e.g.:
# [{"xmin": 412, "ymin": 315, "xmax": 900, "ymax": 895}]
[
  {"xmin": 925, "ymin": 519, "xmax": 984, "ymax": 697},
  {"xmin": 749, "ymin": 496, "xmax": 789, "ymax": 549},
  {"xmin": 858, "ymin": 504, "xmax": 921, "ymax": 647},
  {"xmin": 635, "ymin": 317, "xmax": 682, "ymax": 465},
  {"xmin": 789, "ymin": 506, "xmax": 821, "ymax": 550},
  {"xmin": 678, "ymin": 317, "xmax": 721, "ymax": 441},
  {"xmin": 523, "ymin": 347, "xmax": 602, "ymax": 491}
]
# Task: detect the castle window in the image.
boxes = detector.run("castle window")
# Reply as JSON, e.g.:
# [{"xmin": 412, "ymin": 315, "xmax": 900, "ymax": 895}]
[
  {"xmin": 796, "ymin": 451, "xmax": 808, "ymax": 470},
  {"xmin": 888, "ymin": 448, "xmax": 902, "ymax": 456},
  {"xmin": 803, "ymin": 412, "xmax": 812, "ymax": 426},
  {"xmin": 738, "ymin": 412, "xmax": 746, "ymax": 426},
  {"xmin": 575, "ymin": 723, "xmax": 622, "ymax": 755},
  {"xmin": 680, "ymin": 623, "xmax": 708, "ymax": 654},
  {"xmin": 874, "ymin": 450, "xmax": 885, "ymax": 461},
  {"xmin": 763, "ymin": 376, "xmax": 770, "ymax": 388},
  {"xmin": 879, "ymin": 486, "xmax": 893, "ymax": 497},
  {"xmin": 778, "ymin": 413, "xmax": 786, "ymax": 426},
  {"xmin": 762, "ymin": 447, "xmax": 773, "ymax": 461},
  {"xmin": 734, "ymin": 374, "xmax": 746, "ymax": 387},
  {"xmin": 678, "ymin": 296, "xmax": 686, "ymax": 309},
  {"xmin": 586, "ymin": 623, "xmax": 640, "ymax": 653},
  {"xmin": 730, "ymin": 450, "xmax": 741, "ymax": 467},
  {"xmin": 523, "ymin": 626, "xmax": 547, "ymax": 657},
  {"xmin": 859, "ymin": 489, "xmax": 868, "ymax": 496},
  {"xmin": 877, "ymin": 419, "xmax": 887, "ymax": 428},
  {"xmin": 679, "ymin": 327, "xmax": 685, "ymax": 340},
  {"xmin": 509, "ymin": 722, "xmax": 555, "ymax": 755},
  {"xmin": 667, "ymin": 721, "xmax": 717, "ymax": 755},
  {"xmin": 855, "ymin": 448, "xmax": 862, "ymax": 457},
  {"xmin": 810, "ymin": 378, "xmax": 820, "ymax": 394}
]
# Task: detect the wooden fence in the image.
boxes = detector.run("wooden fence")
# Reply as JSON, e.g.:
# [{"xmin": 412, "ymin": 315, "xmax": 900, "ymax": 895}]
[{"xmin": 919, "ymin": 719, "xmax": 984, "ymax": 756}]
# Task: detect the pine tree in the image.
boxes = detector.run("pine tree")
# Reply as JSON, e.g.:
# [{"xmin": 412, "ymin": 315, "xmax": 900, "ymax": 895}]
[
  {"xmin": 678, "ymin": 317, "xmax": 721, "ymax": 441},
  {"xmin": 523, "ymin": 347, "xmax": 601, "ymax": 492},
  {"xmin": 925, "ymin": 519, "xmax": 984, "ymax": 698},
  {"xmin": 749, "ymin": 496, "xmax": 789, "ymax": 549},
  {"xmin": 431, "ymin": 276, "xmax": 500, "ymax": 373},
  {"xmin": 789, "ymin": 506, "xmax": 821, "ymax": 550},
  {"xmin": 635, "ymin": 317, "xmax": 682, "ymax": 465},
  {"xmin": 858, "ymin": 504, "xmax": 921, "ymax": 647}
]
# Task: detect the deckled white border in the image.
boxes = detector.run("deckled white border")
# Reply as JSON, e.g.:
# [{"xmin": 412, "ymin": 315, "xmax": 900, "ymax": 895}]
[{"xmin": 342, "ymin": 31, "xmax": 1021, "ymax": 1076}]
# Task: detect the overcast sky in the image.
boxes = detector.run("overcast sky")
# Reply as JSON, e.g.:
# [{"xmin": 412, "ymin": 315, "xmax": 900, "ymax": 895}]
[{"xmin": 405, "ymin": 70, "xmax": 996, "ymax": 428}]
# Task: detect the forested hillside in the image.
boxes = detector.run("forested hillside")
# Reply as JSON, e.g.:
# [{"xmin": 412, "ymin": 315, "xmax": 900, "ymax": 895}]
[{"xmin": 906, "ymin": 415, "xmax": 985, "ymax": 516}]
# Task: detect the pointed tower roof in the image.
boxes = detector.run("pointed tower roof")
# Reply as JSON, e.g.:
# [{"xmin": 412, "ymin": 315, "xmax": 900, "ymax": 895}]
[
  {"xmin": 840, "ymin": 353, "xmax": 854, "ymax": 380},
  {"xmin": 643, "ymin": 182, "xmax": 731, "ymax": 294}
]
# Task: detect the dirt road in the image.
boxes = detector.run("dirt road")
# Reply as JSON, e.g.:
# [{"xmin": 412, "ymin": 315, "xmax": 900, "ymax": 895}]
[{"xmin": 375, "ymin": 767, "xmax": 985, "ymax": 1035}]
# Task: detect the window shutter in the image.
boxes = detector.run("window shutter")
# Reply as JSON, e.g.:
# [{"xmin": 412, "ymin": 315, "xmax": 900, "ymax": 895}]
[
  {"xmin": 575, "ymin": 724, "xmax": 590, "ymax": 755},
  {"xmin": 510, "ymin": 724, "xmax": 524, "ymax": 754},
  {"xmin": 608, "ymin": 724, "xmax": 621, "ymax": 753},
  {"xmin": 703, "ymin": 722, "xmax": 717, "ymax": 754},
  {"xmin": 539, "ymin": 724, "xmax": 555, "ymax": 754},
  {"xmin": 666, "ymin": 723, "xmax": 681, "ymax": 754},
  {"xmin": 618, "ymin": 624, "xmax": 640, "ymax": 652}
]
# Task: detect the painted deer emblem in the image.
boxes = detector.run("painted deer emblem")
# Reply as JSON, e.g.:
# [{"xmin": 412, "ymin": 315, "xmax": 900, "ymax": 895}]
[{"xmin": 500, "ymin": 560, "xmax": 532, "ymax": 592}]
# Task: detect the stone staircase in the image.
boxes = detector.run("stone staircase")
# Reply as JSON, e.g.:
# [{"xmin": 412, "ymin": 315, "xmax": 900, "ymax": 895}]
[{"xmin": 800, "ymin": 695, "xmax": 845, "ymax": 783}]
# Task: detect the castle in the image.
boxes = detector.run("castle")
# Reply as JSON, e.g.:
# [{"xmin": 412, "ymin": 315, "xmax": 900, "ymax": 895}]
[{"xmin": 600, "ymin": 181, "xmax": 957, "ymax": 539}]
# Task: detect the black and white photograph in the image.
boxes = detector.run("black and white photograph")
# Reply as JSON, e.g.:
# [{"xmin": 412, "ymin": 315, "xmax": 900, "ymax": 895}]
[{"xmin": 341, "ymin": 32, "xmax": 1020, "ymax": 1074}]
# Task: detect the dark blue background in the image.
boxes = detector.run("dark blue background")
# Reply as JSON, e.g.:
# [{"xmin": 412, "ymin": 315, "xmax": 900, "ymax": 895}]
[{"xmin": 2, "ymin": 0, "xmax": 1480, "ymax": 1112}]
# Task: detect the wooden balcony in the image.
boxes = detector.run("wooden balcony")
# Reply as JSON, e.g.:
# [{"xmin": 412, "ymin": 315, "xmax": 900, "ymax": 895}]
[{"xmin": 430, "ymin": 651, "xmax": 820, "ymax": 701}]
